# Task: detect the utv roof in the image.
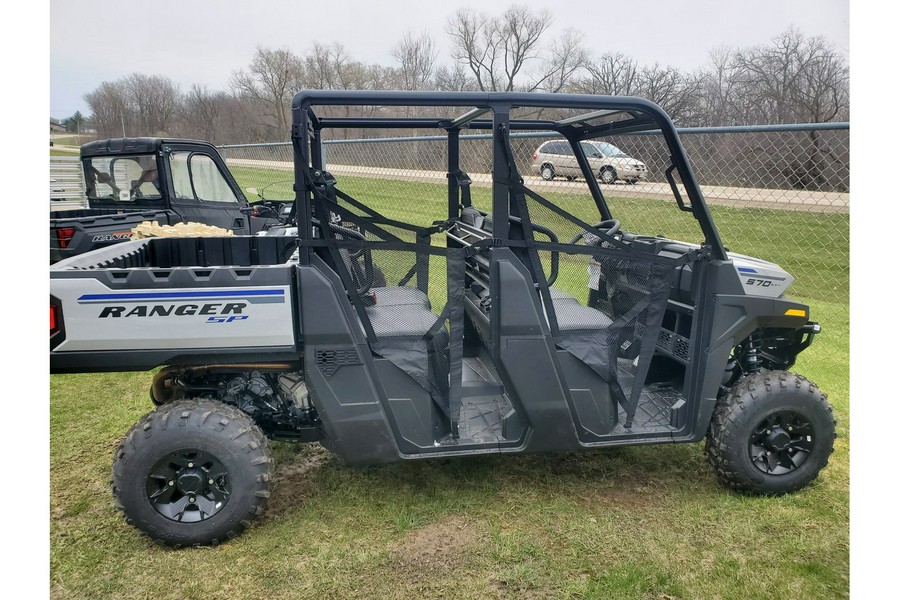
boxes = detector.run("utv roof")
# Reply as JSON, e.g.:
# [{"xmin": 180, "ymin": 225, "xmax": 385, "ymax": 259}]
[
  {"xmin": 80, "ymin": 137, "xmax": 218, "ymax": 158},
  {"xmin": 292, "ymin": 90, "xmax": 726, "ymax": 260},
  {"xmin": 292, "ymin": 90, "xmax": 676, "ymax": 139}
]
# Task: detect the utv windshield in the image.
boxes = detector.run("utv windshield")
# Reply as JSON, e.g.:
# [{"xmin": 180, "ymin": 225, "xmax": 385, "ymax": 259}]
[{"xmin": 83, "ymin": 154, "xmax": 162, "ymax": 201}]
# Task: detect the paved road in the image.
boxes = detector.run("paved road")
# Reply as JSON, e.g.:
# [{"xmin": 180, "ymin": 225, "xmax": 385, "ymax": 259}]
[{"xmin": 226, "ymin": 158, "xmax": 849, "ymax": 214}]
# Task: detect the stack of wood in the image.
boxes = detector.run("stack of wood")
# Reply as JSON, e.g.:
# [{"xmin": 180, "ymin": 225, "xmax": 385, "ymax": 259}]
[{"xmin": 131, "ymin": 221, "xmax": 234, "ymax": 239}]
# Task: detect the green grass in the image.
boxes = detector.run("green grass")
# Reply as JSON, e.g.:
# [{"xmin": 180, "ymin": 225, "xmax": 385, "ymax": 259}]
[
  {"xmin": 50, "ymin": 170, "xmax": 849, "ymax": 599},
  {"xmin": 51, "ymin": 134, "xmax": 95, "ymax": 147}
]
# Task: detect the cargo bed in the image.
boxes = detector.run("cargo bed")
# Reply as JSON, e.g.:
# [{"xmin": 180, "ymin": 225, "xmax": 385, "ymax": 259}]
[{"xmin": 50, "ymin": 236, "xmax": 302, "ymax": 372}]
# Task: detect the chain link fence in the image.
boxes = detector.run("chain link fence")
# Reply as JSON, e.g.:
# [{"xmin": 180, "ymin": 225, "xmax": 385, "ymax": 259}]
[{"xmin": 220, "ymin": 122, "xmax": 849, "ymax": 384}]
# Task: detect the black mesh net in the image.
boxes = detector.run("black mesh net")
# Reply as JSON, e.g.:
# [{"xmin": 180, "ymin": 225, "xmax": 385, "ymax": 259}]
[
  {"xmin": 512, "ymin": 184, "xmax": 682, "ymax": 425},
  {"xmin": 305, "ymin": 172, "xmax": 466, "ymax": 424}
]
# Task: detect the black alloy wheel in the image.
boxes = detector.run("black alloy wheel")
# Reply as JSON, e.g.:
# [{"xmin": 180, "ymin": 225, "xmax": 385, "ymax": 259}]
[{"xmin": 146, "ymin": 449, "xmax": 231, "ymax": 523}]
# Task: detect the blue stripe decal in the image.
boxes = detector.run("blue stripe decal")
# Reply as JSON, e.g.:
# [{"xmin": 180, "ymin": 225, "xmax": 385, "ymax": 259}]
[
  {"xmin": 737, "ymin": 267, "xmax": 758, "ymax": 274},
  {"xmin": 78, "ymin": 289, "xmax": 284, "ymax": 301}
]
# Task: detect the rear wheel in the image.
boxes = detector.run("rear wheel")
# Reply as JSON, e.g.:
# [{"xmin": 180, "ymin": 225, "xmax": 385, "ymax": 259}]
[
  {"xmin": 112, "ymin": 399, "xmax": 273, "ymax": 547},
  {"xmin": 705, "ymin": 371, "xmax": 835, "ymax": 495},
  {"xmin": 540, "ymin": 164, "xmax": 555, "ymax": 180}
]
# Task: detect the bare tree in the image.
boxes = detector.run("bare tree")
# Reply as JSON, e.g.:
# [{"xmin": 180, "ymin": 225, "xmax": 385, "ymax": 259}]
[
  {"xmin": 696, "ymin": 46, "xmax": 746, "ymax": 126},
  {"xmin": 84, "ymin": 74, "xmax": 179, "ymax": 137},
  {"xmin": 393, "ymin": 31, "xmax": 438, "ymax": 91},
  {"xmin": 733, "ymin": 28, "xmax": 848, "ymax": 124},
  {"xmin": 434, "ymin": 63, "xmax": 475, "ymax": 91},
  {"xmin": 84, "ymin": 81, "xmax": 131, "ymax": 138},
  {"xmin": 304, "ymin": 42, "xmax": 351, "ymax": 89},
  {"xmin": 446, "ymin": 5, "xmax": 552, "ymax": 91},
  {"xmin": 181, "ymin": 84, "xmax": 222, "ymax": 143},
  {"xmin": 576, "ymin": 52, "xmax": 639, "ymax": 96},
  {"xmin": 125, "ymin": 74, "xmax": 180, "ymax": 134},
  {"xmin": 231, "ymin": 46, "xmax": 304, "ymax": 138},
  {"xmin": 636, "ymin": 64, "xmax": 702, "ymax": 125},
  {"xmin": 532, "ymin": 29, "xmax": 589, "ymax": 93}
]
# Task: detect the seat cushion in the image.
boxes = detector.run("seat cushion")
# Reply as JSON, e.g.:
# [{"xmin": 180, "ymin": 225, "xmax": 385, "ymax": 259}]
[
  {"xmin": 545, "ymin": 287, "xmax": 613, "ymax": 332},
  {"xmin": 371, "ymin": 286, "xmax": 431, "ymax": 309},
  {"xmin": 366, "ymin": 303, "xmax": 441, "ymax": 339}
]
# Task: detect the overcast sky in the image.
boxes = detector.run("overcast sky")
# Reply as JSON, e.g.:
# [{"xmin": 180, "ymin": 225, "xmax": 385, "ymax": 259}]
[{"xmin": 49, "ymin": 0, "xmax": 849, "ymax": 118}]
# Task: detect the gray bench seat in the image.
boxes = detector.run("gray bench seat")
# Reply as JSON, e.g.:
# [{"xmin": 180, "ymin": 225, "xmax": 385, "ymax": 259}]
[
  {"xmin": 546, "ymin": 288, "xmax": 614, "ymax": 332},
  {"xmin": 370, "ymin": 286, "xmax": 431, "ymax": 309}
]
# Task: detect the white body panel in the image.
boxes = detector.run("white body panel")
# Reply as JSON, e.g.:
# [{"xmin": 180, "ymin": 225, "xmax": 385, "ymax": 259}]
[
  {"xmin": 52, "ymin": 278, "xmax": 296, "ymax": 352},
  {"xmin": 729, "ymin": 252, "xmax": 795, "ymax": 299}
]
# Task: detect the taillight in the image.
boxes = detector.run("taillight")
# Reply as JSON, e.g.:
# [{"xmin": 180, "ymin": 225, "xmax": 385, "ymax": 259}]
[
  {"xmin": 532, "ymin": 152, "xmax": 538, "ymax": 161},
  {"xmin": 56, "ymin": 227, "xmax": 76, "ymax": 249},
  {"xmin": 50, "ymin": 304, "xmax": 59, "ymax": 335}
]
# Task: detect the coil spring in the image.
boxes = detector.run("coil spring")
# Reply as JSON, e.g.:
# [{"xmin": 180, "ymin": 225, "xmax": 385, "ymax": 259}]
[{"xmin": 745, "ymin": 330, "xmax": 762, "ymax": 374}]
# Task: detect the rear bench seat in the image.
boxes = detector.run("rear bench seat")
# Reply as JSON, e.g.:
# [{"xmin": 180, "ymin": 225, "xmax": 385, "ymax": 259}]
[
  {"xmin": 371, "ymin": 286, "xmax": 431, "ymax": 309},
  {"xmin": 364, "ymin": 288, "xmax": 450, "ymax": 411}
]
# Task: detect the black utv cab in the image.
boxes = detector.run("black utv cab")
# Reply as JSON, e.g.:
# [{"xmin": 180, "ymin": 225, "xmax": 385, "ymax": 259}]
[{"xmin": 82, "ymin": 91, "xmax": 834, "ymax": 546}]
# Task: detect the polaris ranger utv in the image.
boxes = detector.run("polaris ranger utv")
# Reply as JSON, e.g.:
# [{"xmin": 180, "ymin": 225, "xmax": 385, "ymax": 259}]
[
  {"xmin": 49, "ymin": 91, "xmax": 834, "ymax": 547},
  {"xmin": 49, "ymin": 137, "xmax": 289, "ymax": 263}
]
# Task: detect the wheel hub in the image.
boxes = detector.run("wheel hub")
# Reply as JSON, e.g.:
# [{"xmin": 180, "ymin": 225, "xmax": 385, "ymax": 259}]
[
  {"xmin": 748, "ymin": 410, "xmax": 815, "ymax": 476},
  {"xmin": 176, "ymin": 468, "xmax": 205, "ymax": 494},
  {"xmin": 145, "ymin": 449, "xmax": 231, "ymax": 522},
  {"xmin": 765, "ymin": 429, "xmax": 791, "ymax": 452}
]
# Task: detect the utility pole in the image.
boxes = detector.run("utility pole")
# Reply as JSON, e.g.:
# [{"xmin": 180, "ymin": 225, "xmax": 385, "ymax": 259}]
[{"xmin": 121, "ymin": 112, "xmax": 126, "ymax": 137}]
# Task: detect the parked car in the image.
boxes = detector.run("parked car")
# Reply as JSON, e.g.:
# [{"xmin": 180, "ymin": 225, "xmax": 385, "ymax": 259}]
[{"xmin": 531, "ymin": 139, "xmax": 647, "ymax": 184}]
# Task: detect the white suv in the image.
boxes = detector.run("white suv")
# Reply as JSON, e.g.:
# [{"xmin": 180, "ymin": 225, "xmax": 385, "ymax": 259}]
[{"xmin": 530, "ymin": 140, "xmax": 647, "ymax": 184}]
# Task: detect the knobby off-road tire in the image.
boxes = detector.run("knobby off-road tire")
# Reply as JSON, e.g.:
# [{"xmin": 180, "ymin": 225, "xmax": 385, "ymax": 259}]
[
  {"xmin": 705, "ymin": 371, "xmax": 836, "ymax": 495},
  {"xmin": 112, "ymin": 399, "xmax": 274, "ymax": 547}
]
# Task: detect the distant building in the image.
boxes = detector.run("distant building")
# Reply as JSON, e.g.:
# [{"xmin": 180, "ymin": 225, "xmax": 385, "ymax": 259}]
[{"xmin": 50, "ymin": 117, "xmax": 66, "ymax": 133}]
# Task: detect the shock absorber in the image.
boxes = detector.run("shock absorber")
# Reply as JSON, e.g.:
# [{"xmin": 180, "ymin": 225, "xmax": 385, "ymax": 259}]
[{"xmin": 745, "ymin": 330, "xmax": 762, "ymax": 374}]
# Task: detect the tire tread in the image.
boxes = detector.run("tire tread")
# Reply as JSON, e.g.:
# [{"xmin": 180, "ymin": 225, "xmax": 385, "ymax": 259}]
[
  {"xmin": 705, "ymin": 371, "xmax": 836, "ymax": 495},
  {"xmin": 111, "ymin": 398, "xmax": 274, "ymax": 548}
]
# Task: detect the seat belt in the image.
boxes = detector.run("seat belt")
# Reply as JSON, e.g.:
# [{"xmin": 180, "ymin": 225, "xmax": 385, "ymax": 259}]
[{"xmin": 449, "ymin": 170, "xmax": 473, "ymax": 210}]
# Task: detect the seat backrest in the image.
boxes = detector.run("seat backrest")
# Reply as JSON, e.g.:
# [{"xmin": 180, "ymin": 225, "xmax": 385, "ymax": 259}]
[{"xmin": 460, "ymin": 206, "xmax": 485, "ymax": 229}]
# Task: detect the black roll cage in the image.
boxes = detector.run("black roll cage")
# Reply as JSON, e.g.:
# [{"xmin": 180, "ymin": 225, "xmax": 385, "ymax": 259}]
[{"xmin": 290, "ymin": 90, "xmax": 727, "ymax": 262}]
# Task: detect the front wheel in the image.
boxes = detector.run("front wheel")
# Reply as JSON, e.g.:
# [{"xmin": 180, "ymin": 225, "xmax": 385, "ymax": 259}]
[
  {"xmin": 112, "ymin": 399, "xmax": 274, "ymax": 547},
  {"xmin": 705, "ymin": 371, "xmax": 835, "ymax": 495},
  {"xmin": 599, "ymin": 167, "xmax": 617, "ymax": 184}
]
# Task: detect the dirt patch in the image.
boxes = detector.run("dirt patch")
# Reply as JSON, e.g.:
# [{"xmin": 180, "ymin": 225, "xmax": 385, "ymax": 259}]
[
  {"xmin": 571, "ymin": 479, "xmax": 669, "ymax": 511},
  {"xmin": 263, "ymin": 445, "xmax": 331, "ymax": 519},
  {"xmin": 387, "ymin": 516, "xmax": 484, "ymax": 575}
]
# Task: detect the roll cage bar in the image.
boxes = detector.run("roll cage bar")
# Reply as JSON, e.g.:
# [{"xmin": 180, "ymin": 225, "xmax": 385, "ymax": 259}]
[{"xmin": 290, "ymin": 90, "xmax": 727, "ymax": 262}]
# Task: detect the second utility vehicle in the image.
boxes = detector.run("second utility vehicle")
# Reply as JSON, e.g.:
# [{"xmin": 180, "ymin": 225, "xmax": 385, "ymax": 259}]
[
  {"xmin": 50, "ymin": 91, "xmax": 834, "ymax": 547},
  {"xmin": 49, "ymin": 138, "xmax": 287, "ymax": 263}
]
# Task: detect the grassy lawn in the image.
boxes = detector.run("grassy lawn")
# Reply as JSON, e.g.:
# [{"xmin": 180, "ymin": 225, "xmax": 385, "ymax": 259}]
[
  {"xmin": 51, "ymin": 134, "xmax": 96, "ymax": 147},
  {"xmin": 50, "ymin": 170, "xmax": 849, "ymax": 599}
]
